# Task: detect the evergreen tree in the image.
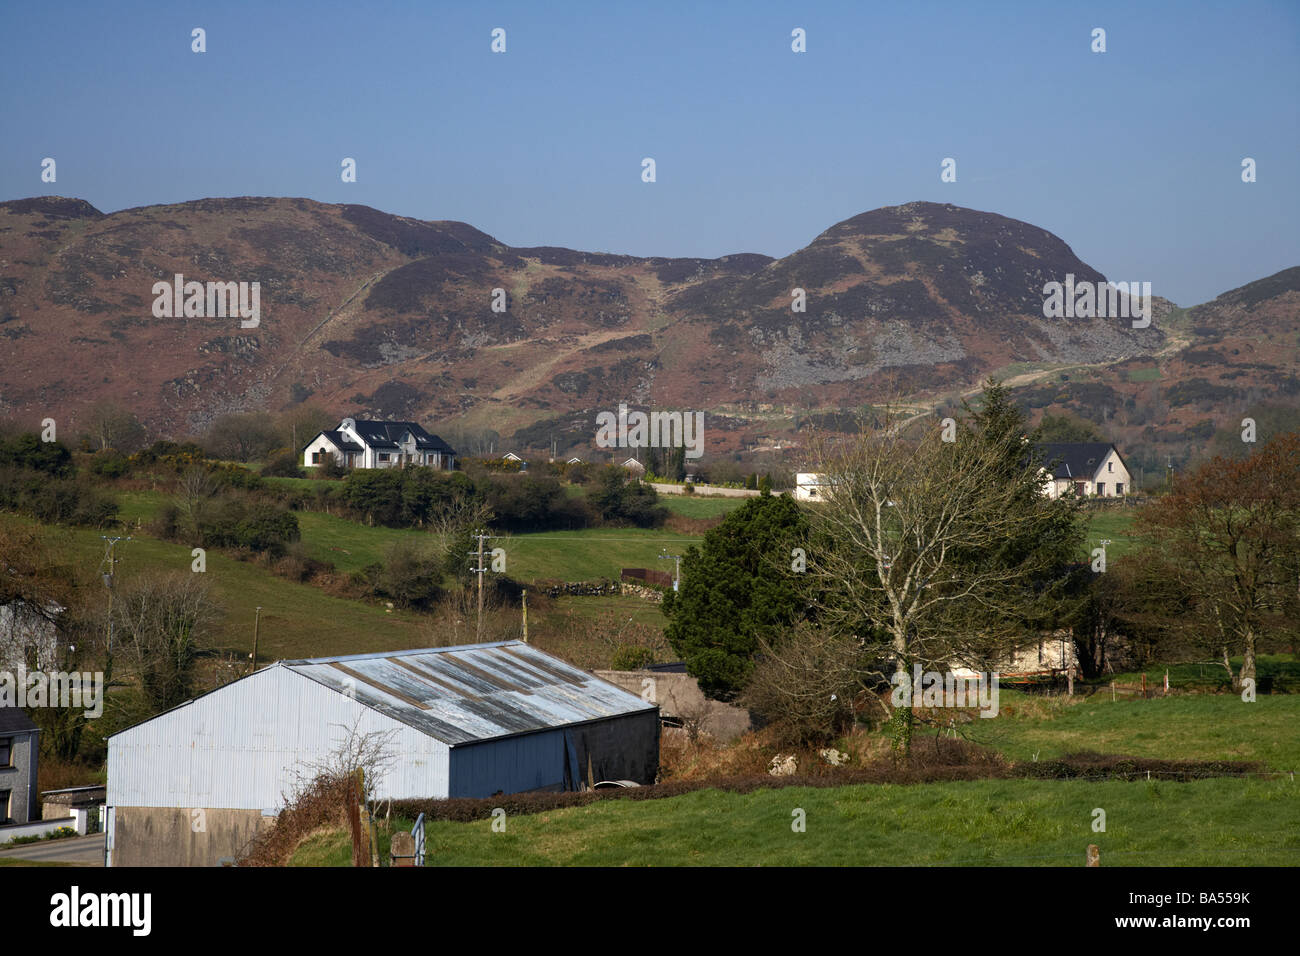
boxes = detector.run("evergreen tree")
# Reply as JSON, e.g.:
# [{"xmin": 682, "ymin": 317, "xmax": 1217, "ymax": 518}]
[{"xmin": 663, "ymin": 490, "xmax": 809, "ymax": 700}]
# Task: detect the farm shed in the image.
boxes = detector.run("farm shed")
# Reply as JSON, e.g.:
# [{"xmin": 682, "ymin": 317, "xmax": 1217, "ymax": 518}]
[{"xmin": 105, "ymin": 641, "xmax": 659, "ymax": 866}]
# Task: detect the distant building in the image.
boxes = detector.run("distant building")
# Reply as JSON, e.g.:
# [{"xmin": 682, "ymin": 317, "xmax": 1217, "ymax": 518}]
[
  {"xmin": 502, "ymin": 453, "xmax": 524, "ymax": 462},
  {"xmin": 0, "ymin": 599, "xmax": 60, "ymax": 673},
  {"xmin": 566, "ymin": 457, "xmax": 584, "ymax": 465},
  {"xmin": 1035, "ymin": 442, "xmax": 1131, "ymax": 498},
  {"xmin": 302, "ymin": 418, "xmax": 457, "ymax": 471},
  {"xmin": 794, "ymin": 472, "xmax": 830, "ymax": 501},
  {"xmin": 106, "ymin": 641, "xmax": 659, "ymax": 866},
  {"xmin": 621, "ymin": 457, "xmax": 645, "ymax": 476},
  {"xmin": 0, "ymin": 708, "xmax": 40, "ymax": 826}
]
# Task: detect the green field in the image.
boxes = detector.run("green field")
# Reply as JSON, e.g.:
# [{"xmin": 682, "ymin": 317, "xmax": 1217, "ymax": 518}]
[
  {"xmin": 1084, "ymin": 509, "xmax": 1139, "ymax": 559},
  {"xmin": 13, "ymin": 516, "xmax": 428, "ymax": 663},
  {"xmin": 966, "ymin": 689, "xmax": 1300, "ymax": 769},
  {"xmin": 1125, "ymin": 366, "xmax": 1163, "ymax": 383},
  {"xmin": 287, "ymin": 689, "xmax": 1300, "ymax": 866},
  {"xmin": 291, "ymin": 775, "xmax": 1300, "ymax": 867},
  {"xmin": 658, "ymin": 494, "xmax": 746, "ymax": 518}
]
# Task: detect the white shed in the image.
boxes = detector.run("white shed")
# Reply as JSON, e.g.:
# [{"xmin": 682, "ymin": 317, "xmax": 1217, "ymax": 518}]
[{"xmin": 105, "ymin": 641, "xmax": 659, "ymax": 866}]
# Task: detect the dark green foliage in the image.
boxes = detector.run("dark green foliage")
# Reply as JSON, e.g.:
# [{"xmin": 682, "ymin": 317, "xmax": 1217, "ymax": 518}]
[
  {"xmin": 961, "ymin": 380, "xmax": 1087, "ymax": 635},
  {"xmin": 0, "ymin": 433, "xmax": 74, "ymax": 476},
  {"xmin": 262, "ymin": 451, "xmax": 304, "ymax": 478},
  {"xmin": 364, "ymin": 541, "xmax": 445, "ymax": 610},
  {"xmin": 591, "ymin": 467, "xmax": 668, "ymax": 528},
  {"xmin": 195, "ymin": 498, "xmax": 299, "ymax": 557},
  {"xmin": 0, "ymin": 467, "xmax": 118, "ymax": 527},
  {"xmin": 88, "ymin": 450, "xmax": 131, "ymax": 478},
  {"xmin": 1033, "ymin": 412, "xmax": 1103, "ymax": 442},
  {"xmin": 610, "ymin": 645, "xmax": 656, "ymax": 670},
  {"xmin": 663, "ymin": 491, "xmax": 809, "ymax": 700},
  {"xmin": 484, "ymin": 473, "xmax": 587, "ymax": 532}
]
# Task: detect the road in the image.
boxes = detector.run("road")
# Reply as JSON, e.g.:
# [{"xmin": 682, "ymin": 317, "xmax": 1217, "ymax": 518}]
[{"xmin": 0, "ymin": 833, "xmax": 105, "ymax": 865}]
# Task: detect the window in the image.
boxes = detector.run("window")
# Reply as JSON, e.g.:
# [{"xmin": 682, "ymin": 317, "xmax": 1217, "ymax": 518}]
[
  {"xmin": 1108, "ymin": 461, "xmax": 1114, "ymax": 472},
  {"xmin": 1096, "ymin": 483, "xmax": 1106, "ymax": 496},
  {"xmin": 379, "ymin": 454, "xmax": 390, "ymax": 463},
  {"xmin": 0, "ymin": 736, "xmax": 10, "ymax": 767},
  {"xmin": 1116, "ymin": 483, "xmax": 1124, "ymax": 495},
  {"xmin": 0, "ymin": 789, "xmax": 9, "ymax": 823},
  {"xmin": 312, "ymin": 452, "xmax": 322, "ymax": 464}
]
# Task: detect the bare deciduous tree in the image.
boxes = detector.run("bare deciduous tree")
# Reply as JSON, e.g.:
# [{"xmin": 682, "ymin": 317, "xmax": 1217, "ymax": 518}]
[
  {"xmin": 111, "ymin": 570, "xmax": 220, "ymax": 716},
  {"xmin": 802, "ymin": 408, "xmax": 1076, "ymax": 752}
]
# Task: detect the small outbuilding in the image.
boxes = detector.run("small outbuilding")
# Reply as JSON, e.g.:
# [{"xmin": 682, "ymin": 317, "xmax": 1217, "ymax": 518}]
[{"xmin": 106, "ymin": 641, "xmax": 659, "ymax": 866}]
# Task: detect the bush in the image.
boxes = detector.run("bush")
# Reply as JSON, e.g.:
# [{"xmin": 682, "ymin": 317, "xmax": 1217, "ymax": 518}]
[
  {"xmin": 591, "ymin": 468, "xmax": 668, "ymax": 527},
  {"xmin": 88, "ymin": 450, "xmax": 131, "ymax": 478},
  {"xmin": 0, "ymin": 469, "xmax": 119, "ymax": 527},
  {"xmin": 196, "ymin": 498, "xmax": 299, "ymax": 557},
  {"xmin": 364, "ymin": 540, "xmax": 444, "ymax": 609},
  {"xmin": 611, "ymin": 645, "xmax": 656, "ymax": 670},
  {"xmin": 0, "ymin": 433, "xmax": 74, "ymax": 477},
  {"xmin": 262, "ymin": 451, "xmax": 304, "ymax": 478}
]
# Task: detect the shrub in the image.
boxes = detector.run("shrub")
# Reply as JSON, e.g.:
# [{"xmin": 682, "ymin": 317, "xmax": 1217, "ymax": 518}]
[
  {"xmin": 611, "ymin": 645, "xmax": 656, "ymax": 670},
  {"xmin": 262, "ymin": 451, "xmax": 304, "ymax": 478}
]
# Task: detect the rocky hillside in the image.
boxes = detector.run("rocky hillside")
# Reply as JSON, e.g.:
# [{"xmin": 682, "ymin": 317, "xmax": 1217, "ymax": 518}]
[{"xmin": 0, "ymin": 196, "xmax": 1289, "ymax": 465}]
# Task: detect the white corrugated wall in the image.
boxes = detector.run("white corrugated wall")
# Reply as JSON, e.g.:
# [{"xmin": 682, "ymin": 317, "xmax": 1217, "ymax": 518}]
[{"xmin": 107, "ymin": 665, "xmax": 450, "ymax": 809}]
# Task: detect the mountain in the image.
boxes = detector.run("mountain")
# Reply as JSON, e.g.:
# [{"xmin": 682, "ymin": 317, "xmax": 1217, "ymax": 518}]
[{"xmin": 0, "ymin": 196, "xmax": 1291, "ymax": 464}]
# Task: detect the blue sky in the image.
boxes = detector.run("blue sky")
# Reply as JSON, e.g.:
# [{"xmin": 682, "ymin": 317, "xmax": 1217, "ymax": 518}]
[{"xmin": 2, "ymin": 0, "xmax": 1297, "ymax": 306}]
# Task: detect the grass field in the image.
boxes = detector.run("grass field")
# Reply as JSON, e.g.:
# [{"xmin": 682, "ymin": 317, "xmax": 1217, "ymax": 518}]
[
  {"xmin": 287, "ymin": 687, "xmax": 1300, "ymax": 867},
  {"xmin": 290, "ymin": 774, "xmax": 1300, "ymax": 867},
  {"xmin": 658, "ymin": 494, "xmax": 746, "ymax": 518},
  {"xmin": 965, "ymin": 689, "xmax": 1300, "ymax": 770},
  {"xmin": 11, "ymin": 515, "xmax": 429, "ymax": 662},
  {"xmin": 10, "ymin": 482, "xmax": 1140, "ymax": 671},
  {"xmin": 1083, "ymin": 509, "xmax": 1140, "ymax": 559}
]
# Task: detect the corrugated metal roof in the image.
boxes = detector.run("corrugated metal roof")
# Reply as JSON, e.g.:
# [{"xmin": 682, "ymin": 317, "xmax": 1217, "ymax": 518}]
[{"xmin": 283, "ymin": 641, "xmax": 656, "ymax": 747}]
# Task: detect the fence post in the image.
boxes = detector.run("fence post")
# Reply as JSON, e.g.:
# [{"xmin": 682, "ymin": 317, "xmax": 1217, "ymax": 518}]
[{"xmin": 1086, "ymin": 844, "xmax": 1100, "ymax": 867}]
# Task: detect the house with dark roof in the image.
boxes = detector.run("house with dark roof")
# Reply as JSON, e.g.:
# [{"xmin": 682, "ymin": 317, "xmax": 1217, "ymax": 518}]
[
  {"xmin": 1035, "ymin": 442, "xmax": 1132, "ymax": 498},
  {"xmin": 301, "ymin": 418, "xmax": 457, "ymax": 470},
  {"xmin": 0, "ymin": 707, "xmax": 40, "ymax": 826}
]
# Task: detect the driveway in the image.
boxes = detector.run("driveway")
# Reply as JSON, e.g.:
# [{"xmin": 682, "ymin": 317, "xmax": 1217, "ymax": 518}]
[{"xmin": 0, "ymin": 833, "xmax": 105, "ymax": 865}]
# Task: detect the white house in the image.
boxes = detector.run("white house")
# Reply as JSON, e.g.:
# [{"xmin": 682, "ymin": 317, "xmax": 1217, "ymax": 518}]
[
  {"xmin": 302, "ymin": 418, "xmax": 457, "ymax": 471},
  {"xmin": 1035, "ymin": 442, "xmax": 1131, "ymax": 499},
  {"xmin": 795, "ymin": 472, "xmax": 830, "ymax": 501}
]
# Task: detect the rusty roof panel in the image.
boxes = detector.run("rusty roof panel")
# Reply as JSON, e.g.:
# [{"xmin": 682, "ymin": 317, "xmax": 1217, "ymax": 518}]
[{"xmin": 284, "ymin": 641, "xmax": 655, "ymax": 746}]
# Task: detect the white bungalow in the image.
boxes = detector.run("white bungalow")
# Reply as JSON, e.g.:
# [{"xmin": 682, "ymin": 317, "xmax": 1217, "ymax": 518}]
[
  {"xmin": 302, "ymin": 418, "xmax": 457, "ymax": 470},
  {"xmin": 1035, "ymin": 442, "xmax": 1131, "ymax": 499}
]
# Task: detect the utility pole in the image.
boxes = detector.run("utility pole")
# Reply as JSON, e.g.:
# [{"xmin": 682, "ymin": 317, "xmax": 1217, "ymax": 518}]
[
  {"xmin": 100, "ymin": 536, "xmax": 131, "ymax": 661},
  {"xmin": 250, "ymin": 606, "xmax": 262, "ymax": 675},
  {"xmin": 658, "ymin": 550, "xmax": 681, "ymax": 592},
  {"xmin": 521, "ymin": 589, "xmax": 528, "ymax": 643},
  {"xmin": 468, "ymin": 530, "xmax": 491, "ymax": 642}
]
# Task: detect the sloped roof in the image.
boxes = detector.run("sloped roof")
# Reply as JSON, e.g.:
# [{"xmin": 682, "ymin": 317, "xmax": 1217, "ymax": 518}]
[
  {"xmin": 347, "ymin": 420, "xmax": 456, "ymax": 454},
  {"xmin": 1034, "ymin": 442, "xmax": 1123, "ymax": 480},
  {"xmin": 282, "ymin": 641, "xmax": 656, "ymax": 746},
  {"xmin": 319, "ymin": 430, "xmax": 364, "ymax": 452},
  {"xmin": 0, "ymin": 706, "xmax": 39, "ymax": 735}
]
